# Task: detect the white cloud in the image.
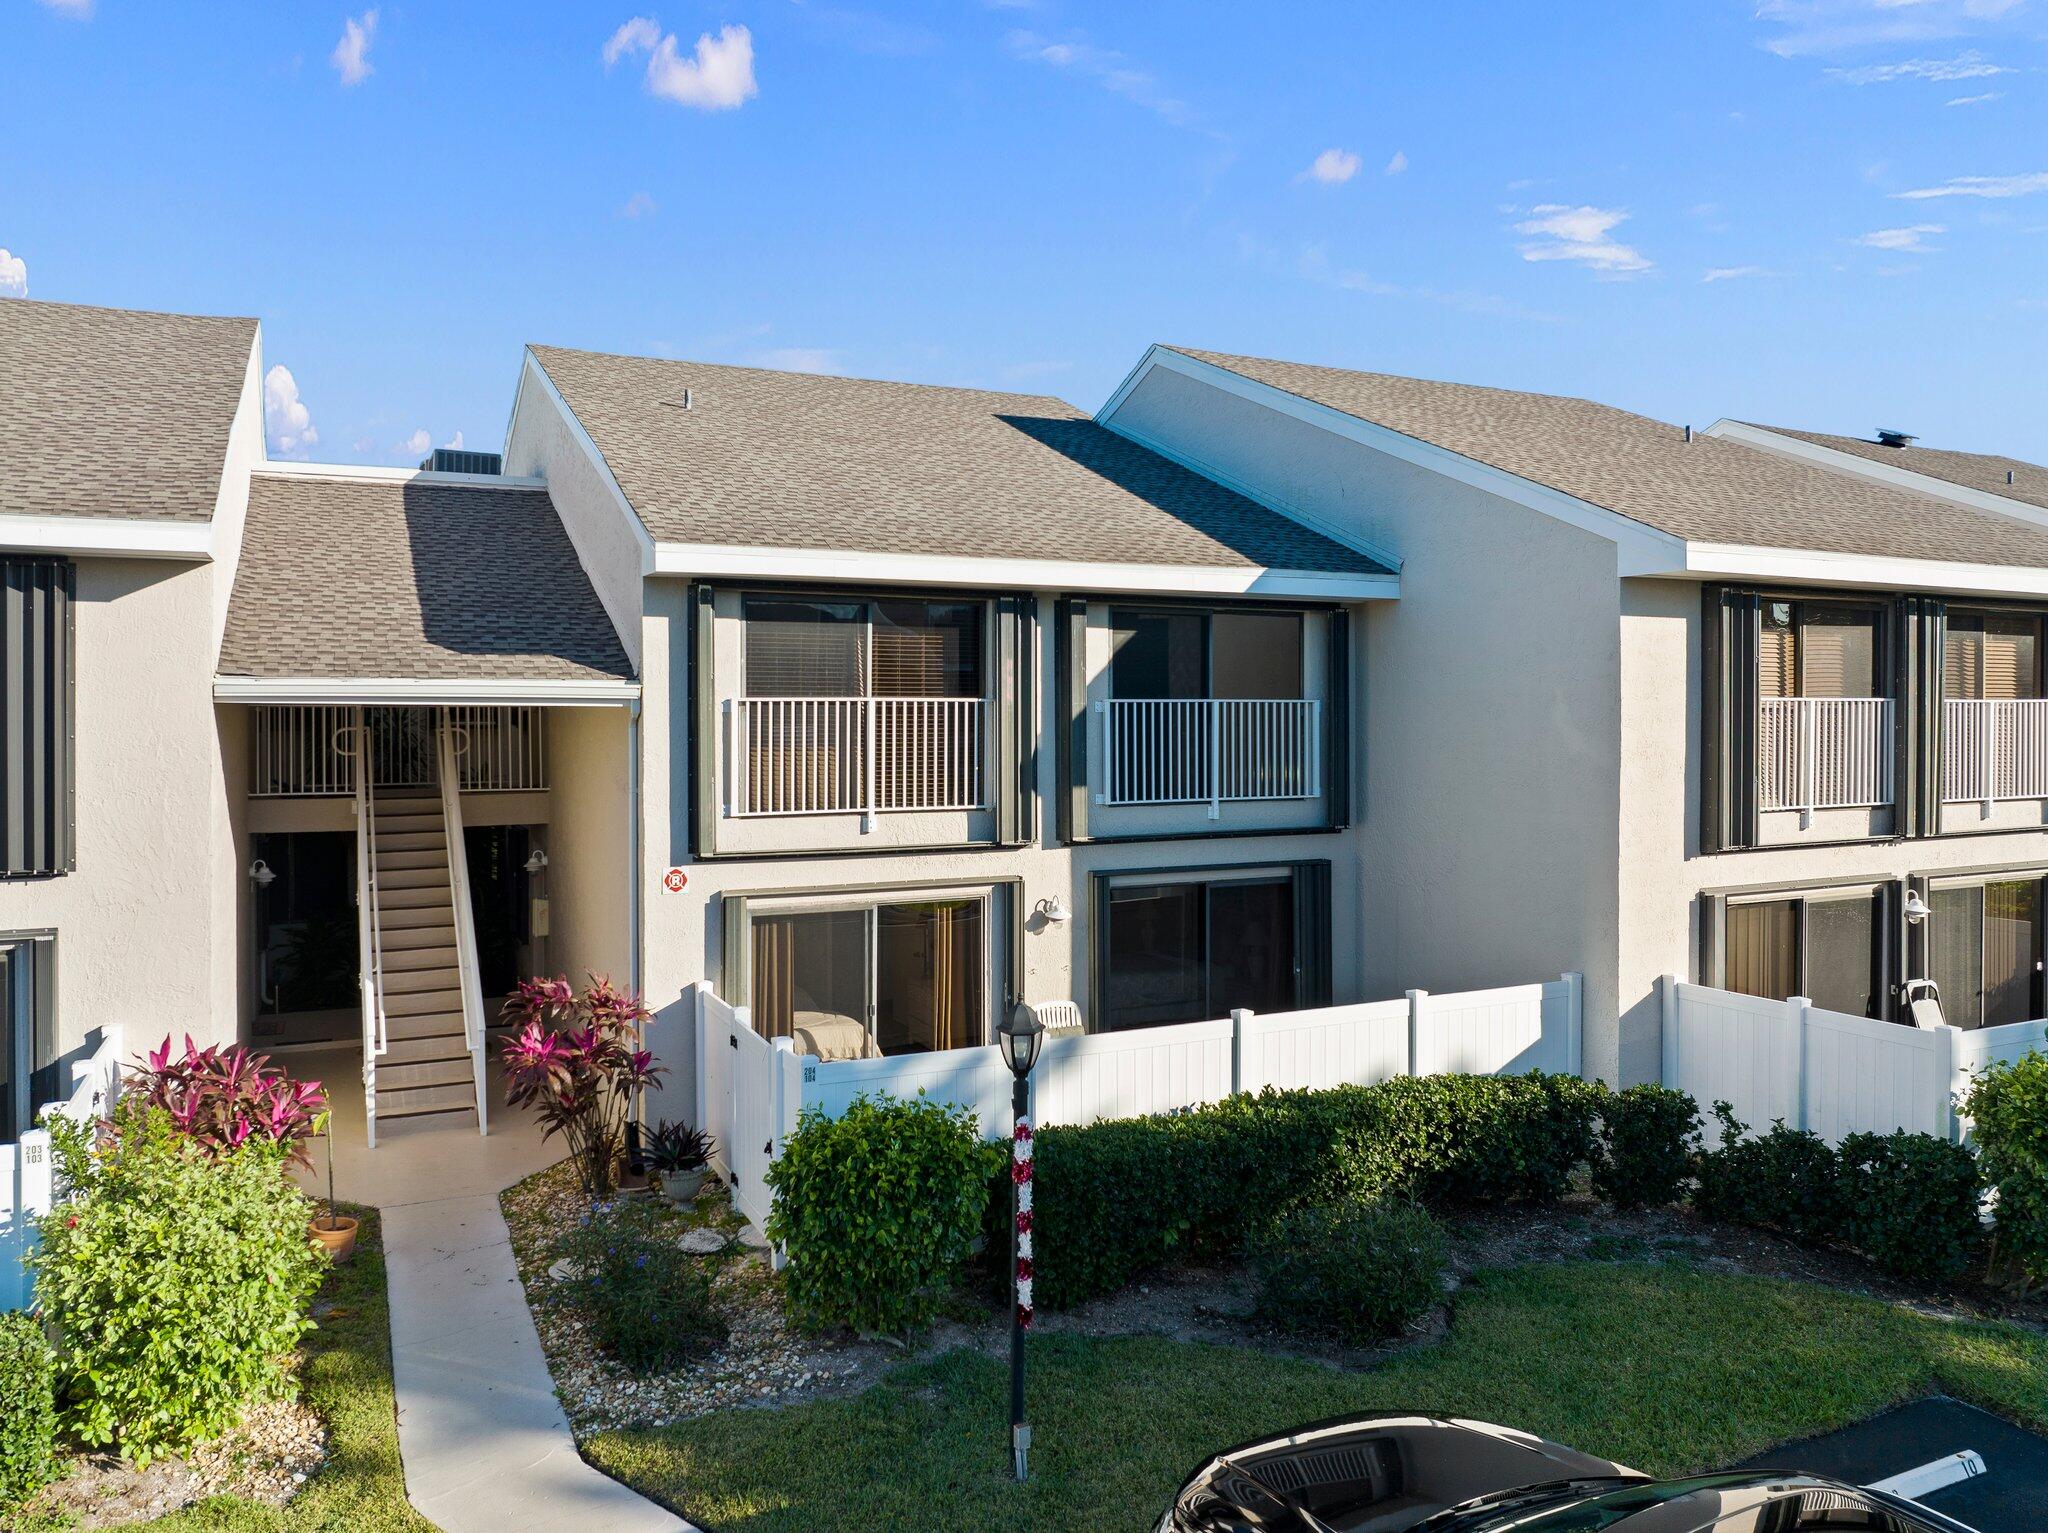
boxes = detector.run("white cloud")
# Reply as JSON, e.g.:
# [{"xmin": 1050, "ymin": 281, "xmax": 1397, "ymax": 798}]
[
  {"xmin": 618, "ymin": 190, "xmax": 658, "ymax": 218},
  {"xmin": 443, "ymin": 430, "xmax": 465, "ymax": 450},
  {"xmin": 1825, "ymin": 50, "xmax": 2011, "ymax": 83},
  {"xmin": 1384, "ymin": 150, "xmax": 1408, "ymax": 176},
  {"xmin": 1702, "ymin": 265, "xmax": 1766, "ymax": 282},
  {"xmin": 1004, "ymin": 30, "xmax": 1204, "ymax": 132},
  {"xmin": 1758, "ymin": 0, "xmax": 2027, "ymax": 59},
  {"xmin": 1513, "ymin": 205, "xmax": 1653, "ymax": 274},
  {"xmin": 1895, "ymin": 171, "xmax": 2048, "ymax": 199},
  {"xmin": 1858, "ymin": 223, "xmax": 1945, "ymax": 250},
  {"xmin": 1947, "ymin": 90, "xmax": 2004, "ymax": 105},
  {"xmin": 400, "ymin": 428, "xmax": 431, "ymax": 459},
  {"xmin": 603, "ymin": 16, "xmax": 661, "ymax": 66},
  {"xmin": 264, "ymin": 366, "xmax": 319, "ymax": 456},
  {"xmin": 753, "ymin": 347, "xmax": 844, "ymax": 375},
  {"xmin": 332, "ymin": 9, "xmax": 377, "ymax": 86},
  {"xmin": 0, "ymin": 250, "xmax": 26, "ymax": 299},
  {"xmin": 34, "ymin": 0, "xmax": 93, "ymax": 17},
  {"xmin": 606, "ymin": 19, "xmax": 757, "ymax": 110},
  {"xmin": 1300, "ymin": 148, "xmax": 1361, "ymax": 185}
]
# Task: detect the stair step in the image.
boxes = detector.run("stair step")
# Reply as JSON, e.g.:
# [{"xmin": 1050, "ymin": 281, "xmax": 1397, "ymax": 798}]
[
  {"xmin": 375, "ymin": 793, "xmax": 441, "ymax": 812},
  {"xmin": 374, "ymin": 813, "xmax": 446, "ymax": 835},
  {"xmin": 384, "ymin": 965, "xmax": 459, "ymax": 995},
  {"xmin": 377, "ymin": 831, "xmax": 447, "ymax": 854},
  {"xmin": 382, "ymin": 923, "xmax": 456, "ymax": 951},
  {"xmin": 378, "ymin": 1057, "xmax": 475, "ymax": 1091},
  {"xmin": 376, "ymin": 1082, "xmax": 477, "ymax": 1119},
  {"xmin": 377, "ymin": 850, "xmax": 449, "ymax": 874},
  {"xmin": 378, "ymin": 871, "xmax": 452, "ymax": 896},
  {"xmin": 385, "ymin": 1004, "xmax": 467, "ymax": 1036},
  {"xmin": 384, "ymin": 943, "xmax": 457, "ymax": 973},
  {"xmin": 382, "ymin": 1033, "xmax": 472, "ymax": 1065},
  {"xmin": 379, "ymin": 903, "xmax": 453, "ymax": 930}
]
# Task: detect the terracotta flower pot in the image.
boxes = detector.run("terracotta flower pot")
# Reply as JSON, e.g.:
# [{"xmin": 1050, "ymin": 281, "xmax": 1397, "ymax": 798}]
[{"xmin": 310, "ymin": 1212, "xmax": 359, "ymax": 1264}]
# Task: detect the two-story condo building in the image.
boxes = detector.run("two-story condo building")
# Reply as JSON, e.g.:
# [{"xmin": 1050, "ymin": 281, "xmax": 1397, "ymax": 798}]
[{"xmin": 11, "ymin": 293, "xmax": 2048, "ymax": 1161}]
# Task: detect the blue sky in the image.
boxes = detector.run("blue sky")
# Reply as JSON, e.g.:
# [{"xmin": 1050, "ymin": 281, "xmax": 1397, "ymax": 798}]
[{"xmin": 5, "ymin": 0, "xmax": 2047, "ymax": 464}]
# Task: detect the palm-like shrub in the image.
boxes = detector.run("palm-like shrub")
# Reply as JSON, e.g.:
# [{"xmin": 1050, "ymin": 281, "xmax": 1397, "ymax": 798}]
[{"xmin": 501, "ymin": 975, "xmax": 665, "ymax": 1195}]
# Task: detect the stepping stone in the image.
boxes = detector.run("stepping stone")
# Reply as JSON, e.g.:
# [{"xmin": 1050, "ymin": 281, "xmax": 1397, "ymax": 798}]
[
  {"xmin": 547, "ymin": 1258, "xmax": 585, "ymax": 1282},
  {"xmin": 738, "ymin": 1225, "xmax": 772, "ymax": 1250},
  {"xmin": 679, "ymin": 1229, "xmax": 727, "ymax": 1255}
]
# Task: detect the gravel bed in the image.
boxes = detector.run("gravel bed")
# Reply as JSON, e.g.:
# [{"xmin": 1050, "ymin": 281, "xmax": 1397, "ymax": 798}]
[{"xmin": 25, "ymin": 1391, "xmax": 326, "ymax": 1529}]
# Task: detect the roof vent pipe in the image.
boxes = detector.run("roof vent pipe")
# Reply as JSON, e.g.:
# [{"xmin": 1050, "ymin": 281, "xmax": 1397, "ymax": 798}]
[
  {"xmin": 682, "ymin": 387, "xmax": 692, "ymax": 410},
  {"xmin": 1684, "ymin": 425, "xmax": 1693, "ymax": 443},
  {"xmin": 2010, "ymin": 470, "xmax": 2017, "ymax": 486}
]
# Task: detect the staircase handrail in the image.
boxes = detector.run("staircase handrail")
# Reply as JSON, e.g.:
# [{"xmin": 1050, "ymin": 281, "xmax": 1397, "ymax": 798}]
[{"xmin": 437, "ymin": 712, "xmax": 491, "ymax": 1135}]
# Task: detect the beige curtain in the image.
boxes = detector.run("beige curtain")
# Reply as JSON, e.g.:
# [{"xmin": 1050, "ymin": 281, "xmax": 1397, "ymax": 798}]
[
  {"xmin": 930, "ymin": 906, "xmax": 958, "ymax": 1052},
  {"xmin": 1726, "ymin": 900, "xmax": 1799, "ymax": 1002},
  {"xmin": 1947, "ymin": 616, "xmax": 2038, "ymax": 701},
  {"xmin": 751, "ymin": 918, "xmax": 797, "ymax": 1039}
]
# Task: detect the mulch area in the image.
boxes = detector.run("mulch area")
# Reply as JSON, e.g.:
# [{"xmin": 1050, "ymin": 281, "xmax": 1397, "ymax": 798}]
[{"xmin": 501, "ymin": 1167, "xmax": 2048, "ymax": 1439}]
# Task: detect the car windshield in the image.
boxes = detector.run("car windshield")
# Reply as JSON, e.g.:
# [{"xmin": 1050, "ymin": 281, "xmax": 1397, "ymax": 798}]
[{"xmin": 1418, "ymin": 1474, "xmax": 1773, "ymax": 1532}]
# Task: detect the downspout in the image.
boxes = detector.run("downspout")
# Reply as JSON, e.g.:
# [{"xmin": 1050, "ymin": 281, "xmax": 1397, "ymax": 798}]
[{"xmin": 629, "ymin": 696, "xmax": 643, "ymax": 999}]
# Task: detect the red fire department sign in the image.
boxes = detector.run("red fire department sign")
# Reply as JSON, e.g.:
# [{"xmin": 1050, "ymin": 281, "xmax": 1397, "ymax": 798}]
[{"xmin": 663, "ymin": 868, "xmax": 688, "ymax": 893}]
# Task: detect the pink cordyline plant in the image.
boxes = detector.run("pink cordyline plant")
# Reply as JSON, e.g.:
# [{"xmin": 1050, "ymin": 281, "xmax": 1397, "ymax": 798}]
[
  {"xmin": 127, "ymin": 1036, "xmax": 328, "ymax": 1169},
  {"xmin": 501, "ymin": 974, "xmax": 665, "ymax": 1196}
]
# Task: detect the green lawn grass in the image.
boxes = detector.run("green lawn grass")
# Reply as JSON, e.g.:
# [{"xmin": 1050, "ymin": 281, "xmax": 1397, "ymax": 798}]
[
  {"xmin": 586, "ymin": 1261, "xmax": 2048, "ymax": 1533},
  {"xmin": 92, "ymin": 1206, "xmax": 432, "ymax": 1533}
]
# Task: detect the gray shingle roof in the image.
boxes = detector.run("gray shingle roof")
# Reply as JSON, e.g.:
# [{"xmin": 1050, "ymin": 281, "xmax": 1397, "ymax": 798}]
[
  {"xmin": 1172, "ymin": 348, "xmax": 2048, "ymax": 570},
  {"xmin": 0, "ymin": 298, "xmax": 257, "ymax": 523},
  {"xmin": 528, "ymin": 346, "xmax": 1389, "ymax": 576},
  {"xmin": 1753, "ymin": 426, "xmax": 2048, "ymax": 517},
  {"xmin": 219, "ymin": 475, "xmax": 634, "ymax": 682}
]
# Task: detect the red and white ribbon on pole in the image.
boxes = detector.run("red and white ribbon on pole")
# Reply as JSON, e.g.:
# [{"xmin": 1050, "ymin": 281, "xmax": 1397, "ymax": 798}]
[{"xmin": 1012, "ymin": 1117, "xmax": 1034, "ymax": 1328}]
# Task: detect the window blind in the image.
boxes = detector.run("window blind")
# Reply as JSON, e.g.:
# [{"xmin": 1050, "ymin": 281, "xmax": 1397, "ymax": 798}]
[
  {"xmin": 1798, "ymin": 608, "xmax": 1877, "ymax": 698},
  {"xmin": 1725, "ymin": 899, "xmax": 1798, "ymax": 1003},
  {"xmin": 742, "ymin": 598, "xmax": 865, "ymax": 696},
  {"xmin": 1945, "ymin": 615, "xmax": 2038, "ymax": 701}
]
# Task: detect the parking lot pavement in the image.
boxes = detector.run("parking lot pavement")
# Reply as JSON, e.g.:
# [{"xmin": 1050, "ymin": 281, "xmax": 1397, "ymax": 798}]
[{"xmin": 1733, "ymin": 1397, "xmax": 2048, "ymax": 1533}]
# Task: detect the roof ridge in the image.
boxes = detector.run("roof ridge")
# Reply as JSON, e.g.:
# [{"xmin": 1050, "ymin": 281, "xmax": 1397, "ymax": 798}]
[
  {"xmin": 525, "ymin": 343, "xmax": 1075, "ymax": 413},
  {"xmin": 0, "ymin": 296, "xmax": 259, "ymax": 327}
]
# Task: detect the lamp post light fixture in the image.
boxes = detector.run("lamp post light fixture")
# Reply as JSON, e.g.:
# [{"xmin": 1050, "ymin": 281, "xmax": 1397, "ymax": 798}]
[{"xmin": 996, "ymin": 1000, "xmax": 1045, "ymax": 1481}]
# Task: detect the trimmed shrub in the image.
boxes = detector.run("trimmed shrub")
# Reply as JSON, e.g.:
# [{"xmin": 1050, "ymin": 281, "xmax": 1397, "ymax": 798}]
[
  {"xmin": 1692, "ymin": 1104, "xmax": 1841, "ymax": 1242},
  {"xmin": 1835, "ymin": 1130, "xmax": 1983, "ymax": 1283},
  {"xmin": 1249, "ymin": 1199, "xmax": 1449, "ymax": 1343},
  {"xmin": 1964, "ymin": 1054, "xmax": 2048, "ymax": 1288},
  {"xmin": 1026, "ymin": 1072, "xmax": 1602, "ymax": 1310},
  {"xmin": 1593, "ymin": 1084, "xmax": 1701, "ymax": 1210},
  {"xmin": 33, "ymin": 1106, "xmax": 325, "ymax": 1465},
  {"xmin": 553, "ymin": 1203, "xmax": 725, "ymax": 1372},
  {"xmin": 767, "ymin": 1092, "xmax": 1005, "ymax": 1334},
  {"xmin": 0, "ymin": 1312, "xmax": 57, "ymax": 1507}
]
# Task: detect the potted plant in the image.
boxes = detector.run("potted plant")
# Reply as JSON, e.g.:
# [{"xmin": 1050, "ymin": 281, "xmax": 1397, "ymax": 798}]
[
  {"xmin": 645, "ymin": 1119, "xmax": 717, "ymax": 1205},
  {"xmin": 309, "ymin": 1115, "xmax": 357, "ymax": 1262}
]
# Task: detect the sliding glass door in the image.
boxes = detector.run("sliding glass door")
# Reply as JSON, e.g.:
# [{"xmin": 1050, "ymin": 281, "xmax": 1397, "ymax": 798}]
[
  {"xmin": 1722, "ymin": 889, "xmax": 1885, "ymax": 1019},
  {"xmin": 1099, "ymin": 869, "xmax": 1310, "ymax": 1032},
  {"xmin": 1928, "ymin": 877, "xmax": 2043, "ymax": 1031},
  {"xmin": 745, "ymin": 895, "xmax": 988, "ymax": 1058}
]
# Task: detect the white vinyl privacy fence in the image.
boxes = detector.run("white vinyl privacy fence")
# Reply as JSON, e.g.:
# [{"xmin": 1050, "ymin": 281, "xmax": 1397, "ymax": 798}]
[
  {"xmin": 669, "ymin": 976, "xmax": 1583, "ymax": 1240},
  {"xmin": 1660, "ymin": 979, "xmax": 2046, "ymax": 1147},
  {"xmin": 1, "ymin": 1027, "xmax": 123, "ymax": 1311}
]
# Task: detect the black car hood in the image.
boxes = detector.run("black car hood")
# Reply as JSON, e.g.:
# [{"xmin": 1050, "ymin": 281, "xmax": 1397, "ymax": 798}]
[{"xmin": 1164, "ymin": 1413, "xmax": 1645, "ymax": 1533}]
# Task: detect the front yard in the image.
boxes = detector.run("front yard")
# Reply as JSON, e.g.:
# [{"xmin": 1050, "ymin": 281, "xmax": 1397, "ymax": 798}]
[{"xmin": 585, "ymin": 1259, "xmax": 2048, "ymax": 1533}]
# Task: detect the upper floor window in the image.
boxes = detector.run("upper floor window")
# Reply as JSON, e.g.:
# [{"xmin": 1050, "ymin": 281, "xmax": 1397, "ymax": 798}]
[
  {"xmin": 1940, "ymin": 610, "xmax": 2048, "ymax": 813},
  {"xmin": 0, "ymin": 559, "xmax": 74, "ymax": 878},
  {"xmin": 743, "ymin": 597, "xmax": 985, "ymax": 701}
]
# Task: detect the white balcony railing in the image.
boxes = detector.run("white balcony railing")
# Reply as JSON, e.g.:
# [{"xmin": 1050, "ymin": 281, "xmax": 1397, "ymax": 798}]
[
  {"xmin": 1756, "ymin": 696, "xmax": 1894, "ymax": 816},
  {"xmin": 1942, "ymin": 698, "xmax": 2048, "ymax": 805},
  {"xmin": 249, "ymin": 705, "xmax": 548, "ymax": 796},
  {"xmin": 726, "ymin": 696, "xmax": 989, "ymax": 819},
  {"xmin": 1095, "ymin": 698, "xmax": 1322, "ymax": 817}
]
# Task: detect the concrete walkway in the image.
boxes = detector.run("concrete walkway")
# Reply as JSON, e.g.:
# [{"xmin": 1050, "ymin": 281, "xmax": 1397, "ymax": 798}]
[{"xmin": 292, "ymin": 1045, "xmax": 693, "ymax": 1533}]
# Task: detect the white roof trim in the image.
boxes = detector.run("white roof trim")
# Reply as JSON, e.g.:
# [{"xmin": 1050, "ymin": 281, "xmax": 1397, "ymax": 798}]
[
  {"xmin": 1106, "ymin": 346, "xmax": 1689, "ymax": 577},
  {"xmin": 1704, "ymin": 420, "xmax": 2048, "ymax": 534},
  {"xmin": 253, "ymin": 462, "xmax": 546, "ymax": 490},
  {"xmin": 515, "ymin": 350, "xmax": 659, "ymax": 572},
  {"xmin": 0, "ymin": 514, "xmax": 212, "ymax": 560},
  {"xmin": 213, "ymin": 675, "xmax": 640, "ymax": 705},
  {"xmin": 649, "ymin": 540, "xmax": 1399, "ymax": 599},
  {"xmin": 1679, "ymin": 542, "xmax": 2048, "ymax": 599}
]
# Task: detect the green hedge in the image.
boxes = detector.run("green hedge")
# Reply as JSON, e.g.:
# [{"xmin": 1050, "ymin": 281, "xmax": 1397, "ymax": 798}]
[
  {"xmin": 0, "ymin": 1312, "xmax": 56, "ymax": 1508},
  {"xmin": 1964, "ymin": 1054, "xmax": 2048, "ymax": 1287},
  {"xmin": 1593, "ymin": 1084, "xmax": 1701, "ymax": 1210},
  {"xmin": 1024, "ymin": 1073, "xmax": 1601, "ymax": 1310},
  {"xmin": 1248, "ymin": 1199, "xmax": 1449, "ymax": 1342}
]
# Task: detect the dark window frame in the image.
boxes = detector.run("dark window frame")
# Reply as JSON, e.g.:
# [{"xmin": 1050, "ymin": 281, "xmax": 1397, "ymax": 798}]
[
  {"xmin": 0, "ymin": 558, "xmax": 75, "ymax": 879},
  {"xmin": 1088, "ymin": 859, "xmax": 1332, "ymax": 1032},
  {"xmin": 0, "ymin": 933, "xmax": 58, "ymax": 1141},
  {"xmin": 1702, "ymin": 880, "xmax": 1898, "ymax": 1021}
]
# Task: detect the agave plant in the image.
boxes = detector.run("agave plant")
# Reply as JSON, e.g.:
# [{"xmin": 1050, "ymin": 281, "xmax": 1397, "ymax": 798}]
[
  {"xmin": 126, "ymin": 1036, "xmax": 328, "ymax": 1168},
  {"xmin": 501, "ymin": 975, "xmax": 666, "ymax": 1197},
  {"xmin": 643, "ymin": 1118, "xmax": 717, "ymax": 1176}
]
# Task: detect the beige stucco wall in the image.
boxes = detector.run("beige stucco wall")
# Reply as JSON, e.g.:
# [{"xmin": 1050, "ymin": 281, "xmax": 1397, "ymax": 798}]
[
  {"xmin": 0, "ymin": 556, "xmax": 238, "ymax": 1066},
  {"xmin": 501, "ymin": 361, "xmax": 649, "ymax": 671},
  {"xmin": 1618, "ymin": 577, "xmax": 2048, "ymax": 1051},
  {"xmin": 634, "ymin": 579, "xmax": 1368, "ymax": 1120},
  {"xmin": 542, "ymin": 704, "xmax": 635, "ymax": 993},
  {"xmin": 1106, "ymin": 365, "xmax": 1632, "ymax": 1078}
]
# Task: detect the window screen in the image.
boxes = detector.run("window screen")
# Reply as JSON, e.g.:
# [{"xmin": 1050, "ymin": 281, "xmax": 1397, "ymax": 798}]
[
  {"xmin": 1212, "ymin": 613, "xmax": 1304, "ymax": 699},
  {"xmin": 1109, "ymin": 611, "xmax": 1206, "ymax": 700},
  {"xmin": 872, "ymin": 601, "xmax": 983, "ymax": 698},
  {"xmin": 1945, "ymin": 613, "xmax": 2040, "ymax": 701},
  {"xmin": 1806, "ymin": 895, "xmax": 1879, "ymax": 1020},
  {"xmin": 1929, "ymin": 885, "xmax": 1986, "ymax": 1031},
  {"xmin": 743, "ymin": 598, "xmax": 866, "ymax": 696},
  {"xmin": 1726, "ymin": 900, "xmax": 1799, "ymax": 1003},
  {"xmin": 1799, "ymin": 607, "xmax": 1878, "ymax": 698}
]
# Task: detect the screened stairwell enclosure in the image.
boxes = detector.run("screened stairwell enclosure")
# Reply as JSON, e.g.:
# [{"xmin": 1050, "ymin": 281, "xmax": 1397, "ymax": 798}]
[{"xmin": 248, "ymin": 705, "xmax": 548, "ymax": 796}]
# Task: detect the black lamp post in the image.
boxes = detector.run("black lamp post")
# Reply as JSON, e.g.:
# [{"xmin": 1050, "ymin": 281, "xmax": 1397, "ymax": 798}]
[{"xmin": 996, "ymin": 1000, "xmax": 1045, "ymax": 1482}]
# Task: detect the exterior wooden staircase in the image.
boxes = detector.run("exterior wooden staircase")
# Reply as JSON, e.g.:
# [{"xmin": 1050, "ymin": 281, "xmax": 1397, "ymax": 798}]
[{"xmin": 354, "ymin": 708, "xmax": 490, "ymax": 1146}]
